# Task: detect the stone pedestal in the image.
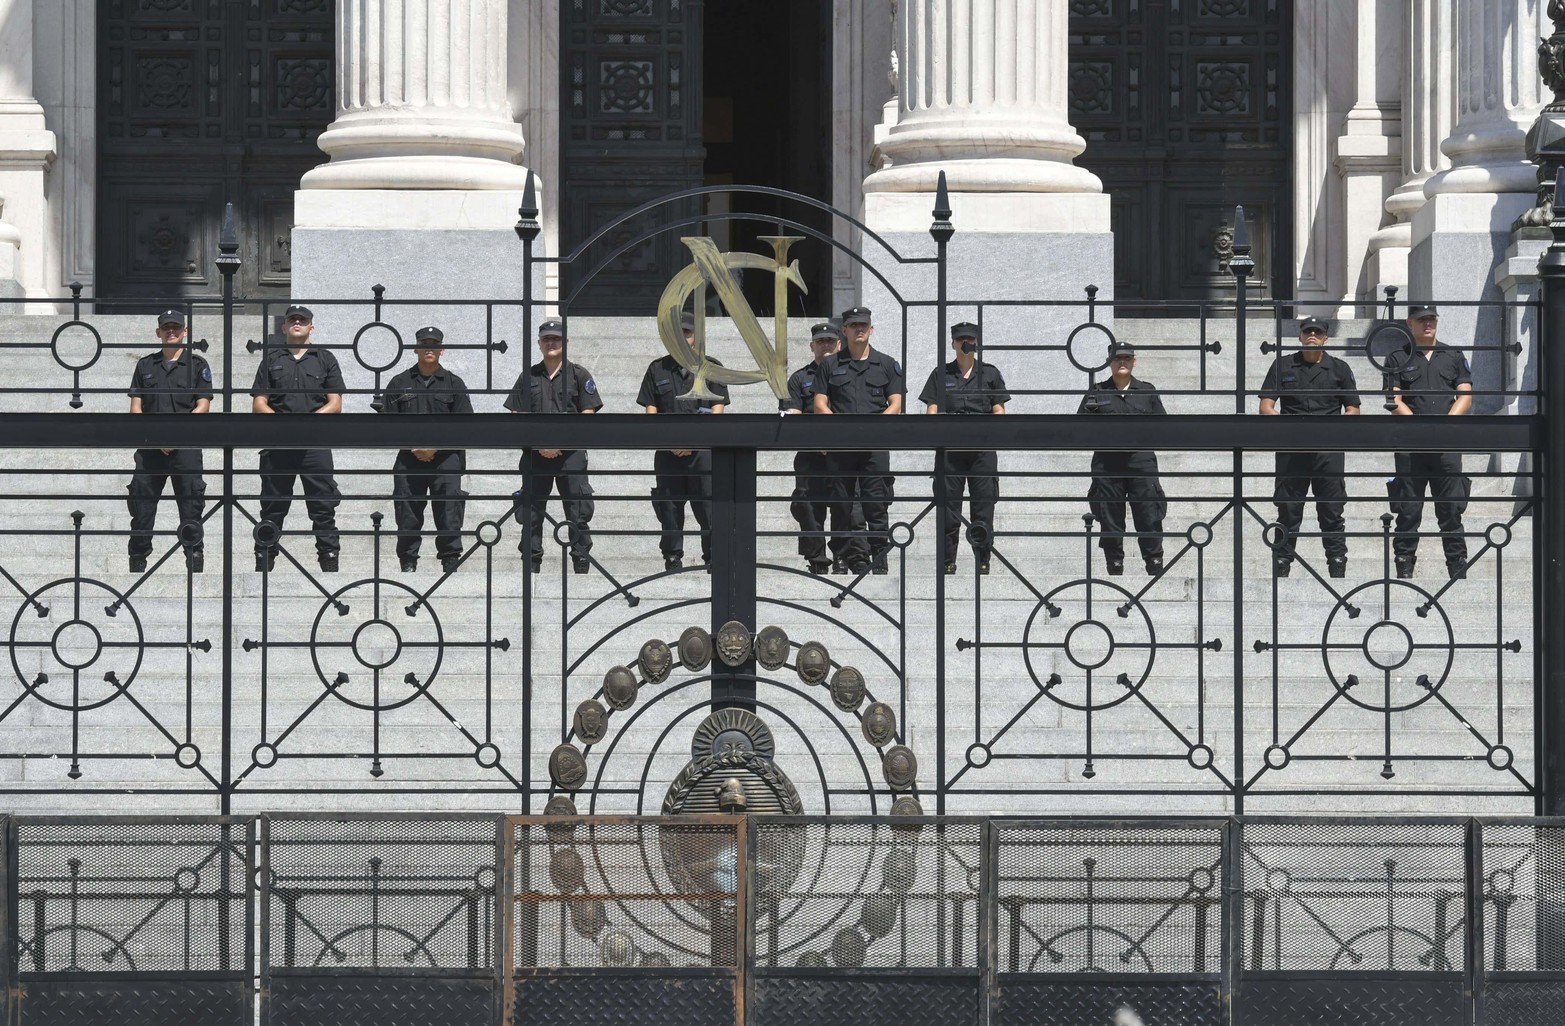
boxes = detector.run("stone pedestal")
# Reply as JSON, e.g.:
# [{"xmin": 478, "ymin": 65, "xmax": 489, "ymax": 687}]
[
  {"xmin": 292, "ymin": 0, "xmax": 534, "ymax": 326},
  {"xmin": 860, "ymin": 0, "xmax": 1112, "ymax": 413}
]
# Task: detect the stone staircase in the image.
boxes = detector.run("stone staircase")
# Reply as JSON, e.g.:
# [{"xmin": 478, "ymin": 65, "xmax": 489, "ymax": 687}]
[{"xmin": 0, "ymin": 312, "xmax": 1534, "ymax": 818}]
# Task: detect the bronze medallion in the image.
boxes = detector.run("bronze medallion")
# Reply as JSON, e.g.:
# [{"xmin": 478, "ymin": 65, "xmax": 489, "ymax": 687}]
[
  {"xmin": 860, "ymin": 892, "xmax": 899, "ymax": 938},
  {"xmin": 602, "ymin": 665, "xmax": 639, "ymax": 710},
  {"xmin": 716, "ymin": 620, "xmax": 753, "ymax": 666},
  {"xmin": 677, "ymin": 626, "xmax": 712, "ymax": 670},
  {"xmin": 795, "ymin": 641, "xmax": 831, "ymax": 685},
  {"xmin": 549, "ymin": 743, "xmax": 588, "ymax": 792},
  {"xmin": 830, "ymin": 666, "xmax": 866, "ymax": 711},
  {"xmin": 549, "ymin": 846, "xmax": 586, "ymax": 892},
  {"xmin": 638, "ymin": 639, "xmax": 674, "ymax": 683},
  {"xmin": 569, "ymin": 898, "xmax": 606, "ymax": 939},
  {"xmin": 861, "ymin": 702, "xmax": 897, "ymax": 748},
  {"xmin": 755, "ymin": 625, "xmax": 789, "ymax": 670},
  {"xmin": 543, "ymin": 795, "xmax": 578, "ymax": 841},
  {"xmin": 882, "ymin": 847, "xmax": 917, "ymax": 892},
  {"xmin": 573, "ymin": 700, "xmax": 609, "ymax": 745},
  {"xmin": 882, "ymin": 745, "xmax": 918, "ymax": 791},
  {"xmin": 691, "ymin": 707, "xmax": 776, "ymax": 762},
  {"xmin": 890, "ymin": 795, "xmax": 924, "ymax": 818},
  {"xmin": 600, "ymin": 929, "xmax": 637, "ymax": 967},
  {"xmin": 831, "ymin": 927, "xmax": 868, "ymax": 968}
]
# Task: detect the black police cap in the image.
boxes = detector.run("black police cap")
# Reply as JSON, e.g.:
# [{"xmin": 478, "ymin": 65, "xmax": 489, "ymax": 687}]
[
  {"xmin": 680, "ymin": 312, "xmax": 697, "ymax": 332},
  {"xmin": 1108, "ymin": 340, "xmax": 1136, "ymax": 358},
  {"xmin": 283, "ymin": 305, "xmax": 314, "ymax": 323},
  {"xmin": 810, "ymin": 321, "xmax": 842, "ymax": 342},
  {"xmin": 157, "ymin": 309, "xmax": 186, "ymax": 328},
  {"xmin": 415, "ymin": 325, "xmax": 444, "ymax": 344},
  {"xmin": 538, "ymin": 317, "xmax": 565, "ymax": 339},
  {"xmin": 1298, "ymin": 316, "xmax": 1329, "ymax": 335},
  {"xmin": 840, "ymin": 306, "xmax": 872, "ymax": 326},
  {"xmin": 951, "ymin": 321, "xmax": 980, "ymax": 339},
  {"xmin": 1407, "ymin": 304, "xmax": 1439, "ymax": 319}
]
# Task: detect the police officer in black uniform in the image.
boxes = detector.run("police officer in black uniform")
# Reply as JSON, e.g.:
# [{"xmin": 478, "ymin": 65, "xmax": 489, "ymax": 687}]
[
  {"xmin": 250, "ymin": 305, "xmax": 344, "ymax": 573},
  {"xmin": 782, "ymin": 321, "xmax": 842, "ymax": 574},
  {"xmin": 1077, "ymin": 341, "xmax": 1167, "ymax": 576},
  {"xmin": 505, "ymin": 318, "xmax": 602, "ymax": 574},
  {"xmin": 1384, "ymin": 303, "xmax": 1473, "ymax": 579},
  {"xmin": 919, "ymin": 321, "xmax": 1010, "ymax": 575},
  {"xmin": 375, "ymin": 326, "xmax": 474, "ymax": 575},
  {"xmin": 637, "ymin": 312, "xmax": 730, "ymax": 570},
  {"xmin": 813, "ymin": 306, "xmax": 905, "ymax": 575},
  {"xmin": 1259, "ymin": 316, "xmax": 1361, "ymax": 578},
  {"xmin": 127, "ymin": 310, "xmax": 211, "ymax": 574}
]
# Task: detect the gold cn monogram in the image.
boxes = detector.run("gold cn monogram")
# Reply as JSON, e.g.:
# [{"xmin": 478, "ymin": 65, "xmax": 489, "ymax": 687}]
[{"xmin": 657, "ymin": 236, "xmax": 807, "ymax": 400}]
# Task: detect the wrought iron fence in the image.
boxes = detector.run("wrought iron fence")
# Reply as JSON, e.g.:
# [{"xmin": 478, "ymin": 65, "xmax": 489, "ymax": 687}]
[{"xmin": 1, "ymin": 813, "xmax": 1564, "ymax": 1025}]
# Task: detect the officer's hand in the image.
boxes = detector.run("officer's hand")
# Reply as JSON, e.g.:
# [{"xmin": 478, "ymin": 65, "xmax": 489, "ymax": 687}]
[
  {"xmin": 672, "ymin": 449, "xmax": 692, "ymax": 457},
  {"xmin": 414, "ymin": 448, "xmax": 436, "ymax": 462},
  {"xmin": 539, "ymin": 449, "xmax": 561, "ymax": 459},
  {"xmin": 160, "ymin": 448, "xmax": 172, "ymax": 456}
]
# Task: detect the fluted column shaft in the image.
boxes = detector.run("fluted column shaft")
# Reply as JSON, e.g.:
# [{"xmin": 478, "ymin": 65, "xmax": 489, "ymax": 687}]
[
  {"xmin": 303, "ymin": 0, "xmax": 527, "ymax": 191},
  {"xmin": 865, "ymin": 0, "xmax": 1099, "ymax": 198},
  {"xmin": 1427, "ymin": 0, "xmax": 1546, "ymax": 198},
  {"xmin": 1386, "ymin": 0, "xmax": 1454, "ymax": 222}
]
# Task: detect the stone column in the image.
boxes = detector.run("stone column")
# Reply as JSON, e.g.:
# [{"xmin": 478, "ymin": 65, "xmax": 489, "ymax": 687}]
[
  {"xmin": 1412, "ymin": 0, "xmax": 1547, "ymax": 415},
  {"xmin": 1335, "ymin": 0, "xmax": 1403, "ymax": 303},
  {"xmin": 1367, "ymin": 0, "xmax": 1454, "ymax": 296},
  {"xmin": 292, "ymin": 0, "xmax": 536, "ymax": 364},
  {"xmin": 860, "ymin": 0, "xmax": 1111, "ymax": 414},
  {"xmin": 0, "ymin": 0, "xmax": 59, "ymax": 298}
]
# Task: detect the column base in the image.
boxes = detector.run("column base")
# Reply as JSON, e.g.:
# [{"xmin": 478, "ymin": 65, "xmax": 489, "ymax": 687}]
[
  {"xmin": 0, "ymin": 123, "xmax": 58, "ymax": 298},
  {"xmin": 290, "ymin": 189, "xmax": 546, "ymax": 411},
  {"xmin": 860, "ymin": 193, "xmax": 1114, "ymax": 414},
  {"xmin": 1410, "ymin": 191, "xmax": 1533, "ymax": 416}
]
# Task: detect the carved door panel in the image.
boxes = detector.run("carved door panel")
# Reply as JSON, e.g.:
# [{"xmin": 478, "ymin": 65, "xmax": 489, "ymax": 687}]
[
  {"xmin": 97, "ymin": 0, "xmax": 333, "ymax": 300},
  {"xmin": 1069, "ymin": 0, "xmax": 1291, "ymax": 300},
  {"xmin": 559, "ymin": 0, "xmax": 706, "ymax": 314}
]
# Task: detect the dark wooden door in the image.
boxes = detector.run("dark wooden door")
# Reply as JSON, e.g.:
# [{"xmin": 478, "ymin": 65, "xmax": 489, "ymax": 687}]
[
  {"xmin": 97, "ymin": 0, "xmax": 334, "ymax": 300},
  {"xmin": 558, "ymin": 0, "xmax": 706, "ymax": 314},
  {"xmin": 1069, "ymin": 0, "xmax": 1291, "ymax": 300}
]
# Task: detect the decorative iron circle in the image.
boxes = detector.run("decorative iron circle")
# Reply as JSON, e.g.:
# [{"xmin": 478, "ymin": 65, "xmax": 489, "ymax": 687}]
[
  {"xmin": 573, "ymin": 700, "xmax": 609, "ymax": 745},
  {"xmin": 861, "ymin": 893, "xmax": 899, "ymax": 938},
  {"xmin": 351, "ymin": 320, "xmax": 405, "ymax": 373},
  {"xmin": 882, "ymin": 745, "xmax": 918, "ymax": 791},
  {"xmin": 830, "ymin": 666, "xmax": 867, "ymax": 711},
  {"xmin": 716, "ymin": 620, "xmax": 753, "ymax": 666},
  {"xmin": 174, "ymin": 867, "xmax": 200, "ymax": 894},
  {"xmin": 50, "ymin": 619, "xmax": 103, "ymax": 670},
  {"xmin": 755, "ymin": 625, "xmax": 790, "ymax": 670},
  {"xmin": 549, "ymin": 847, "xmax": 585, "ymax": 892},
  {"xmin": 861, "ymin": 702, "xmax": 897, "ymax": 748},
  {"xmin": 1064, "ymin": 320, "xmax": 1117, "ymax": 374},
  {"xmin": 883, "ymin": 848, "xmax": 917, "ymax": 892},
  {"xmin": 831, "ymin": 927, "xmax": 868, "ymax": 967},
  {"xmin": 474, "ymin": 742, "xmax": 501, "ymax": 769},
  {"xmin": 1321, "ymin": 580, "xmax": 1454, "ymax": 712},
  {"xmin": 309, "ymin": 579, "xmax": 443, "ymax": 712},
  {"xmin": 11, "ymin": 578, "xmax": 145, "ymax": 712},
  {"xmin": 174, "ymin": 743, "xmax": 201, "ymax": 769},
  {"xmin": 252, "ymin": 742, "xmax": 278, "ymax": 769},
  {"xmin": 602, "ymin": 666, "xmax": 639, "ymax": 710},
  {"xmin": 692, "ymin": 707, "xmax": 776, "ymax": 762},
  {"xmin": 549, "ymin": 743, "xmax": 588, "ymax": 791},
  {"xmin": 677, "ymin": 626, "xmax": 712, "ymax": 670},
  {"xmin": 891, "ymin": 795, "xmax": 923, "ymax": 817},
  {"xmin": 49, "ymin": 320, "xmax": 105, "ymax": 373},
  {"xmin": 1023, "ymin": 581, "xmax": 1155, "ymax": 712},
  {"xmin": 965, "ymin": 743, "xmax": 991, "ymax": 768},
  {"xmin": 1488, "ymin": 745, "xmax": 1515, "ymax": 771},
  {"xmin": 796, "ymin": 641, "xmax": 831, "ymax": 685},
  {"xmin": 638, "ymin": 639, "xmax": 673, "ymax": 683}
]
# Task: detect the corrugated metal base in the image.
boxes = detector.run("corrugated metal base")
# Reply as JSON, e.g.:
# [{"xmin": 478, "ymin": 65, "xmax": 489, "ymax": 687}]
[
  {"xmin": 514, "ymin": 975, "xmax": 735, "ymax": 1025},
  {"xmin": 1236, "ymin": 978, "xmax": 1464, "ymax": 1026},
  {"xmin": 995, "ymin": 978, "xmax": 1223, "ymax": 1026},
  {"xmin": 752, "ymin": 975, "xmax": 978, "ymax": 1026},
  {"xmin": 20, "ymin": 978, "xmax": 250, "ymax": 1026},
  {"xmin": 1484, "ymin": 979, "xmax": 1565, "ymax": 1026},
  {"xmin": 265, "ymin": 975, "xmax": 494, "ymax": 1026}
]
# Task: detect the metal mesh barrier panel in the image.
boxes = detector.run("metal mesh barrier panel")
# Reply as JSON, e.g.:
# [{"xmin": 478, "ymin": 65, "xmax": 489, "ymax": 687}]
[
  {"xmin": 1240, "ymin": 819, "xmax": 1465, "ymax": 972},
  {"xmin": 1483, "ymin": 822, "xmax": 1565, "ymax": 1026},
  {"xmin": 996, "ymin": 821, "xmax": 1223, "ymax": 974},
  {"xmin": 13, "ymin": 817, "xmax": 251, "ymax": 1026}
]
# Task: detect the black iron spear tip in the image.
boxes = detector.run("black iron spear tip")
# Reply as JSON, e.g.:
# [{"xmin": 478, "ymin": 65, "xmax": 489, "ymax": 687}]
[
  {"xmin": 1229, "ymin": 204, "xmax": 1256, "ymax": 277},
  {"xmin": 516, "ymin": 169, "xmax": 541, "ymax": 243},
  {"xmin": 216, "ymin": 202, "xmax": 241, "ymax": 270},
  {"xmin": 929, "ymin": 170, "xmax": 954, "ymax": 243}
]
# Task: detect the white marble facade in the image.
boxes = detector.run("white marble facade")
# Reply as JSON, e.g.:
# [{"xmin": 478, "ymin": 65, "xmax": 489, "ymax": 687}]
[{"xmin": 0, "ymin": 0, "xmax": 1553, "ymax": 311}]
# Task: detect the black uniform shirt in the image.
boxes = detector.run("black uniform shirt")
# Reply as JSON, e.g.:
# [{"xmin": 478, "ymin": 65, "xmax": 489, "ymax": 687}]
[
  {"xmin": 504, "ymin": 360, "xmax": 603, "ymax": 414},
  {"xmin": 918, "ymin": 360, "xmax": 1011, "ymax": 414},
  {"xmin": 129, "ymin": 351, "xmax": 213, "ymax": 413},
  {"xmin": 818, "ymin": 349, "xmax": 906, "ymax": 414},
  {"xmin": 375, "ymin": 365, "xmax": 475, "ymax": 415},
  {"xmin": 1382, "ymin": 341, "xmax": 1472, "ymax": 415},
  {"xmin": 1259, "ymin": 351, "xmax": 1362, "ymax": 415},
  {"xmin": 250, "ymin": 347, "xmax": 345, "ymax": 414},
  {"xmin": 635, "ymin": 355, "xmax": 730, "ymax": 413},
  {"xmin": 1076, "ymin": 377, "xmax": 1167, "ymax": 416},
  {"xmin": 781, "ymin": 361, "xmax": 824, "ymax": 413}
]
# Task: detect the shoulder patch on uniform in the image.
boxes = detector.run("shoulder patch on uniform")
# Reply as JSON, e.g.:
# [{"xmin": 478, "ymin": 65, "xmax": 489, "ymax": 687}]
[
  {"xmin": 894, "ymin": 361, "xmax": 903, "ymax": 375},
  {"xmin": 584, "ymin": 378, "xmax": 597, "ymax": 394},
  {"xmin": 201, "ymin": 365, "xmax": 212, "ymax": 381}
]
